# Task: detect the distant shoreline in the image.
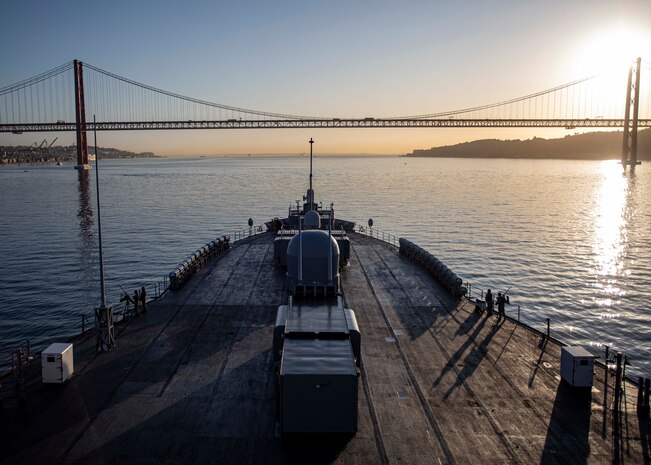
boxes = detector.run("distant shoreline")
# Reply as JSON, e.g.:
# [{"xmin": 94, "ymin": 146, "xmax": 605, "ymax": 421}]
[
  {"xmin": 0, "ymin": 145, "xmax": 161, "ymax": 166},
  {"xmin": 405, "ymin": 128, "xmax": 651, "ymax": 161}
]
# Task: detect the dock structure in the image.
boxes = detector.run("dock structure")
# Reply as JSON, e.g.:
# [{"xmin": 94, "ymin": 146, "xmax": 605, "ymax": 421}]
[{"xmin": 0, "ymin": 232, "xmax": 648, "ymax": 464}]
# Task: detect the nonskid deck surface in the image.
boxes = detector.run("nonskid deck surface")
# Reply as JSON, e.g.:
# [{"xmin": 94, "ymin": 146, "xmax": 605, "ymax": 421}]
[{"xmin": 1, "ymin": 232, "xmax": 648, "ymax": 465}]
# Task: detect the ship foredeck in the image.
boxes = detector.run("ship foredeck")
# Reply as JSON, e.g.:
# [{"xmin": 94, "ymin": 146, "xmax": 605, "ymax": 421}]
[{"xmin": 1, "ymin": 231, "xmax": 647, "ymax": 465}]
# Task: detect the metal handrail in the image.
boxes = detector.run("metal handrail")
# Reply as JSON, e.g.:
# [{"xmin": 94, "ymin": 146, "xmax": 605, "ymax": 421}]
[
  {"xmin": 355, "ymin": 225, "xmax": 399, "ymax": 247},
  {"xmin": 1, "ymin": 227, "xmax": 263, "ymax": 379},
  {"xmin": 464, "ymin": 281, "xmax": 555, "ymax": 345},
  {"xmin": 233, "ymin": 224, "xmax": 266, "ymax": 242},
  {"xmin": 0, "ymin": 273, "xmax": 173, "ymax": 377},
  {"xmin": 0, "ymin": 341, "xmax": 32, "ymax": 380}
]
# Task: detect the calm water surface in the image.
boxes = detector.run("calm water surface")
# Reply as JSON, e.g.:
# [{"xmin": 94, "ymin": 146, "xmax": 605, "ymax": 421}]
[{"xmin": 1, "ymin": 156, "xmax": 649, "ymax": 376}]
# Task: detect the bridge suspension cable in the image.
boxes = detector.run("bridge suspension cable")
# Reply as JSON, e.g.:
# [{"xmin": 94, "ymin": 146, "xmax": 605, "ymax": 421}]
[
  {"xmin": 0, "ymin": 58, "xmax": 649, "ymax": 129},
  {"xmin": 0, "ymin": 61, "xmax": 73, "ymax": 96},
  {"xmin": 82, "ymin": 63, "xmax": 323, "ymax": 121},
  {"xmin": 393, "ymin": 75, "xmax": 599, "ymax": 119},
  {"xmin": 1, "ymin": 61, "xmax": 76, "ymax": 126}
]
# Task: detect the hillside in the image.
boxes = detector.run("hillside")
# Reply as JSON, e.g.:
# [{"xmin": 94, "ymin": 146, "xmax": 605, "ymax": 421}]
[
  {"xmin": 406, "ymin": 128, "xmax": 651, "ymax": 160},
  {"xmin": 0, "ymin": 145, "xmax": 159, "ymax": 165}
]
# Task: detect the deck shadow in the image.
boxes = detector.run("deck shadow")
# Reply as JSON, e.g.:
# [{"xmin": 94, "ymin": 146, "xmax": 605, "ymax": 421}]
[
  {"xmin": 281, "ymin": 433, "xmax": 355, "ymax": 465},
  {"xmin": 528, "ymin": 337, "xmax": 548, "ymax": 388},
  {"xmin": 640, "ymin": 416, "xmax": 651, "ymax": 465},
  {"xmin": 454, "ymin": 307, "xmax": 481, "ymax": 337},
  {"xmin": 0, "ymin": 305, "xmax": 276, "ymax": 464},
  {"xmin": 432, "ymin": 311, "xmax": 492, "ymax": 391},
  {"xmin": 443, "ymin": 316, "xmax": 504, "ymax": 399},
  {"xmin": 404, "ymin": 305, "xmax": 445, "ymax": 340},
  {"xmin": 539, "ymin": 381, "xmax": 591, "ymax": 465},
  {"xmin": 59, "ymin": 349, "xmax": 358, "ymax": 465}
]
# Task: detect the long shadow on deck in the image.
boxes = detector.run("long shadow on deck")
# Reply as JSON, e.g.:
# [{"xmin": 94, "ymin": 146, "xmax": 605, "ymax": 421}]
[
  {"xmin": 404, "ymin": 305, "xmax": 444, "ymax": 340},
  {"xmin": 0, "ymin": 305, "xmax": 279, "ymax": 465},
  {"xmin": 539, "ymin": 382, "xmax": 591, "ymax": 465},
  {"xmin": 59, "ymin": 348, "xmax": 359, "ymax": 465},
  {"xmin": 350, "ymin": 237, "xmax": 455, "ymax": 341},
  {"xmin": 432, "ymin": 311, "xmax": 497, "ymax": 394},
  {"xmin": 528, "ymin": 337, "xmax": 548, "ymax": 389},
  {"xmin": 443, "ymin": 315, "xmax": 504, "ymax": 399},
  {"xmin": 640, "ymin": 416, "xmax": 651, "ymax": 465}
]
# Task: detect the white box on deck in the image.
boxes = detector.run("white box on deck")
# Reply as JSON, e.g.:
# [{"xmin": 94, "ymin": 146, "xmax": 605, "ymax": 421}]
[
  {"xmin": 560, "ymin": 346, "xmax": 594, "ymax": 387},
  {"xmin": 41, "ymin": 343, "xmax": 74, "ymax": 384}
]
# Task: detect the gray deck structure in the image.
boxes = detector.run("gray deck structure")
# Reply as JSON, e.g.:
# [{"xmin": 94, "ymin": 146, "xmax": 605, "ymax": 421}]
[{"xmin": 1, "ymin": 231, "xmax": 648, "ymax": 464}]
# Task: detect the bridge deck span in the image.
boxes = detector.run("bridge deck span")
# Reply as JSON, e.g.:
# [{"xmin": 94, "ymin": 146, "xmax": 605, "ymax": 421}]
[
  {"xmin": 2, "ymin": 118, "xmax": 650, "ymax": 132},
  {"xmin": 0, "ymin": 232, "xmax": 647, "ymax": 464}
]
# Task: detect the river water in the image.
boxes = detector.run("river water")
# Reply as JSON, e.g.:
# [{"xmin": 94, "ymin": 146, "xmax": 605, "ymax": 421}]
[{"xmin": 0, "ymin": 156, "xmax": 649, "ymax": 377}]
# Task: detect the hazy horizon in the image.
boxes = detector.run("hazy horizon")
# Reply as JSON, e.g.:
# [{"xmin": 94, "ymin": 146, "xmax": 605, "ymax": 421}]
[{"xmin": 0, "ymin": 127, "xmax": 631, "ymax": 157}]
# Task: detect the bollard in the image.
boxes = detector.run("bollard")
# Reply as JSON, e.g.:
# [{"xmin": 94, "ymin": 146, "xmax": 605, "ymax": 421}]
[
  {"xmin": 614, "ymin": 352, "xmax": 623, "ymax": 422},
  {"xmin": 645, "ymin": 378, "xmax": 650, "ymax": 418},
  {"xmin": 604, "ymin": 345, "xmax": 610, "ymax": 406},
  {"xmin": 517, "ymin": 305, "xmax": 521, "ymax": 322},
  {"xmin": 638, "ymin": 377, "xmax": 645, "ymax": 415},
  {"xmin": 546, "ymin": 318, "xmax": 550, "ymax": 338},
  {"xmin": 604, "ymin": 346, "xmax": 610, "ymax": 410}
]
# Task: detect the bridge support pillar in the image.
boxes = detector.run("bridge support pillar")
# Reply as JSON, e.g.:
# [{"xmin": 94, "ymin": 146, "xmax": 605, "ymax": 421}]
[
  {"xmin": 621, "ymin": 57, "xmax": 642, "ymax": 169},
  {"xmin": 73, "ymin": 60, "xmax": 90, "ymax": 170}
]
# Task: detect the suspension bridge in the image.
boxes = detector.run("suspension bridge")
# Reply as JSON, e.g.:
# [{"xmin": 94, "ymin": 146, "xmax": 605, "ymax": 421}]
[{"xmin": 1, "ymin": 58, "xmax": 650, "ymax": 168}]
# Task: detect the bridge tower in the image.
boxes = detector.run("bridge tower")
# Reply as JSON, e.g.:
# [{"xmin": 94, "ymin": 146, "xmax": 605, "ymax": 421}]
[
  {"xmin": 621, "ymin": 57, "xmax": 642, "ymax": 169},
  {"xmin": 73, "ymin": 60, "xmax": 90, "ymax": 170}
]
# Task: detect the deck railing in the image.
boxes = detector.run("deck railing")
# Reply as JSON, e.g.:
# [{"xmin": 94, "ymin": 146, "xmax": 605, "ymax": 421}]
[
  {"xmin": 232, "ymin": 224, "xmax": 266, "ymax": 242},
  {"xmin": 355, "ymin": 225, "xmax": 399, "ymax": 247},
  {"xmin": 0, "ymin": 227, "xmax": 258, "ymax": 383},
  {"xmin": 464, "ymin": 282, "xmax": 523, "ymax": 321},
  {"xmin": 353, "ymin": 225, "xmax": 603, "ymax": 357},
  {"xmin": 464, "ymin": 281, "xmax": 582, "ymax": 352},
  {"xmin": 78, "ymin": 275, "xmax": 171, "ymax": 334},
  {"xmin": 2, "ymin": 229, "xmax": 646, "ymax": 408},
  {"xmin": 464, "ymin": 279, "xmax": 646, "ymax": 397},
  {"xmin": 0, "ymin": 227, "xmax": 261, "ymax": 381}
]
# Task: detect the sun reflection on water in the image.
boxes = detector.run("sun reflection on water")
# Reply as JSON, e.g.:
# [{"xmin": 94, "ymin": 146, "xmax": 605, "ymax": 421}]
[{"xmin": 592, "ymin": 160, "xmax": 629, "ymax": 306}]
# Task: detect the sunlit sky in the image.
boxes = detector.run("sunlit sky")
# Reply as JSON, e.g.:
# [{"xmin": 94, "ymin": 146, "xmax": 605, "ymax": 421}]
[{"xmin": 1, "ymin": 0, "xmax": 651, "ymax": 155}]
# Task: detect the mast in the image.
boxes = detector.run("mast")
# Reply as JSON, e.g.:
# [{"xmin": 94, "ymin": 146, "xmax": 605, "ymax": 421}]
[
  {"xmin": 328, "ymin": 204, "xmax": 332, "ymax": 288},
  {"xmin": 93, "ymin": 116, "xmax": 114, "ymax": 352},
  {"xmin": 309, "ymin": 138, "xmax": 314, "ymax": 211}
]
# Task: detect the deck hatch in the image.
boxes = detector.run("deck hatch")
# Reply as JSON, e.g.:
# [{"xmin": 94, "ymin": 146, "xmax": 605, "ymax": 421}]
[{"xmin": 285, "ymin": 300, "xmax": 349, "ymax": 335}]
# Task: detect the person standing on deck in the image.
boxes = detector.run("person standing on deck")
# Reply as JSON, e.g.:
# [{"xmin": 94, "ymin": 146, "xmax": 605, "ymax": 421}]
[
  {"xmin": 496, "ymin": 292, "xmax": 509, "ymax": 318},
  {"xmin": 140, "ymin": 286, "xmax": 147, "ymax": 313},
  {"xmin": 485, "ymin": 289, "xmax": 494, "ymax": 315}
]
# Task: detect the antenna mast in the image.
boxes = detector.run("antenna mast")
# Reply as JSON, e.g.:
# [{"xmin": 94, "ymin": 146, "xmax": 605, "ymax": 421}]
[
  {"xmin": 309, "ymin": 138, "xmax": 314, "ymax": 211},
  {"xmin": 93, "ymin": 115, "xmax": 115, "ymax": 352}
]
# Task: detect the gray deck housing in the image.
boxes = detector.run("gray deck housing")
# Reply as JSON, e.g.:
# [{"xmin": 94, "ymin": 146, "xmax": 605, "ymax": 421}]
[
  {"xmin": 277, "ymin": 296, "xmax": 360, "ymax": 433},
  {"xmin": 274, "ymin": 230, "xmax": 350, "ymax": 268},
  {"xmin": 280, "ymin": 339, "xmax": 358, "ymax": 433}
]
